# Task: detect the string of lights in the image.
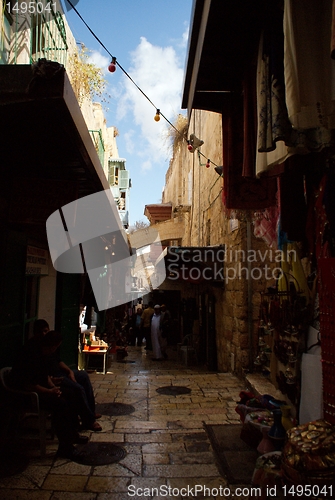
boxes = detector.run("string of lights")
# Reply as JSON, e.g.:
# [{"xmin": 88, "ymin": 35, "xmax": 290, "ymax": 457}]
[{"xmin": 65, "ymin": 0, "xmax": 221, "ymax": 169}]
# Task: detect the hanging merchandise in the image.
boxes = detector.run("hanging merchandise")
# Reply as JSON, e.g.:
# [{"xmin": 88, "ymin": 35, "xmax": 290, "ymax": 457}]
[
  {"xmin": 281, "ymin": 405, "xmax": 294, "ymax": 431},
  {"xmin": 253, "ymin": 204, "xmax": 280, "ymax": 248},
  {"xmin": 318, "ymin": 257, "xmax": 335, "ymax": 425},
  {"xmin": 255, "ymin": 277, "xmax": 312, "ymax": 413},
  {"xmin": 255, "ymin": 3, "xmax": 292, "ymax": 177},
  {"xmin": 284, "ymin": 0, "xmax": 335, "ymax": 131},
  {"xmin": 281, "ymin": 419, "xmax": 335, "ymax": 487},
  {"xmin": 277, "ymin": 242, "xmax": 311, "ymax": 304},
  {"xmin": 299, "ymin": 351, "xmax": 323, "ymax": 424},
  {"xmin": 268, "ymin": 409, "xmax": 287, "ymax": 450}
]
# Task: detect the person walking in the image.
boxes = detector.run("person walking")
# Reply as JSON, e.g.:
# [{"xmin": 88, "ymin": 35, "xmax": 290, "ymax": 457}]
[
  {"xmin": 151, "ymin": 305, "xmax": 163, "ymax": 360},
  {"xmin": 140, "ymin": 301, "xmax": 154, "ymax": 350},
  {"xmin": 131, "ymin": 308, "xmax": 143, "ymax": 346},
  {"xmin": 159, "ymin": 304, "xmax": 171, "ymax": 359}
]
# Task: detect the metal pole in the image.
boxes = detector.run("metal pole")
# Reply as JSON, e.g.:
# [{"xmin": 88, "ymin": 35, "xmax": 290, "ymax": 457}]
[{"xmin": 247, "ymin": 219, "xmax": 253, "ymax": 372}]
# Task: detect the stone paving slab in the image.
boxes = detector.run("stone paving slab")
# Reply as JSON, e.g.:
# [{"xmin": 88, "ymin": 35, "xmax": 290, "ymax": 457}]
[
  {"xmin": 42, "ymin": 474, "xmax": 88, "ymax": 491},
  {"xmin": 143, "ymin": 453, "xmax": 170, "ymax": 465},
  {"xmin": 0, "ymin": 491, "xmax": 52, "ymax": 500},
  {"xmin": 0, "ymin": 346, "xmax": 249, "ymax": 498}
]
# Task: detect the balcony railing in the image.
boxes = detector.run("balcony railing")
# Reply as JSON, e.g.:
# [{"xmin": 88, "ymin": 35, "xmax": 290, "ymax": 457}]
[
  {"xmin": 30, "ymin": 7, "xmax": 68, "ymax": 66},
  {"xmin": 1, "ymin": 1, "xmax": 68, "ymax": 66},
  {"xmin": 89, "ymin": 129, "xmax": 105, "ymax": 167}
]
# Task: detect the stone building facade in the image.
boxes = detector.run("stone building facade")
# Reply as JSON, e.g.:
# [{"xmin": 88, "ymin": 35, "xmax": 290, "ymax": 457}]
[
  {"xmin": 155, "ymin": 110, "xmax": 277, "ymax": 375},
  {"xmin": 0, "ymin": 0, "xmax": 126, "ymax": 368}
]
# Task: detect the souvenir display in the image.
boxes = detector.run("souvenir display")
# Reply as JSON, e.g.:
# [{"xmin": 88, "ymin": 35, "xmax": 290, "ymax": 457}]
[
  {"xmin": 318, "ymin": 258, "xmax": 335, "ymax": 425},
  {"xmin": 282, "ymin": 419, "xmax": 335, "ymax": 485},
  {"xmin": 254, "ymin": 284, "xmax": 312, "ymax": 412}
]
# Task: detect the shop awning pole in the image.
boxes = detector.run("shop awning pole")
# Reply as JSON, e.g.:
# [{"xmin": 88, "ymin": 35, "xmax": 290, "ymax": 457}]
[{"xmin": 247, "ymin": 219, "xmax": 253, "ymax": 372}]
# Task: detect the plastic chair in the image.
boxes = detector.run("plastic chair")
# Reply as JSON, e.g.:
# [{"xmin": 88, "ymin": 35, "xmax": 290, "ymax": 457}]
[{"xmin": 0, "ymin": 367, "xmax": 52, "ymax": 457}]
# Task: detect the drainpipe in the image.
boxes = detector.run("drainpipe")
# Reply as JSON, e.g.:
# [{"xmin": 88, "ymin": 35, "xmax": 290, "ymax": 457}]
[{"xmin": 247, "ymin": 219, "xmax": 253, "ymax": 372}]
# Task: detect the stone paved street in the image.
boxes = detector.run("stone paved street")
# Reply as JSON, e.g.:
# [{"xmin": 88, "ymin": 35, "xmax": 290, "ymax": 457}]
[{"xmin": 0, "ymin": 346, "xmax": 250, "ymax": 500}]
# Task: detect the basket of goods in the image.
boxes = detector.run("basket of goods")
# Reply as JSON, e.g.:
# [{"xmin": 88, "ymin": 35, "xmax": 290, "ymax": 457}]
[
  {"xmin": 83, "ymin": 345, "xmax": 100, "ymax": 351},
  {"xmin": 281, "ymin": 419, "xmax": 335, "ymax": 486},
  {"xmin": 83, "ymin": 340, "xmax": 108, "ymax": 351}
]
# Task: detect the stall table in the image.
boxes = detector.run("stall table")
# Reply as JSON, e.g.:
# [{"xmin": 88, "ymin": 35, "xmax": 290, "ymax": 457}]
[{"xmin": 82, "ymin": 347, "xmax": 109, "ymax": 374}]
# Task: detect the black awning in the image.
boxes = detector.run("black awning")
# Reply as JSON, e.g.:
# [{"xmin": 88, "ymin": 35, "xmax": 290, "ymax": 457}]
[
  {"xmin": 0, "ymin": 63, "xmax": 110, "ymax": 238},
  {"xmin": 164, "ymin": 246, "xmax": 225, "ymax": 285},
  {"xmin": 182, "ymin": 0, "xmax": 265, "ymax": 113}
]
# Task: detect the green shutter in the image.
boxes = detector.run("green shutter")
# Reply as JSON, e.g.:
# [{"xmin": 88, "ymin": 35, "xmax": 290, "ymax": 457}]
[
  {"xmin": 119, "ymin": 170, "xmax": 129, "ymax": 189},
  {"xmin": 109, "ymin": 165, "xmax": 116, "ymax": 185}
]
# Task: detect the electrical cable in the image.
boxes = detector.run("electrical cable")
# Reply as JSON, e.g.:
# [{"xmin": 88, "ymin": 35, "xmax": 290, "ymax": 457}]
[
  {"xmin": 65, "ymin": 0, "xmax": 221, "ymax": 168},
  {"xmin": 65, "ymin": 1, "xmax": 183, "ymax": 135}
]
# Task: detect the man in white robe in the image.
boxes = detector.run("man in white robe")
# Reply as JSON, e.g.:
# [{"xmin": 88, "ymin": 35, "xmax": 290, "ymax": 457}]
[{"xmin": 151, "ymin": 305, "xmax": 163, "ymax": 360}]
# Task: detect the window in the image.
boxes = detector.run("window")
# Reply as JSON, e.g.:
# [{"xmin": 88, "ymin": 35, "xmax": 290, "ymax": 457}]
[
  {"xmin": 118, "ymin": 191, "xmax": 126, "ymax": 210},
  {"xmin": 109, "ymin": 163, "xmax": 129, "ymax": 188},
  {"xmin": 119, "ymin": 170, "xmax": 129, "ymax": 189},
  {"xmin": 109, "ymin": 165, "xmax": 118, "ymax": 185}
]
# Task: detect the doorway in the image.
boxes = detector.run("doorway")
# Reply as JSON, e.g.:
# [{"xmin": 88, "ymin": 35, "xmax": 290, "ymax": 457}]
[
  {"xmin": 199, "ymin": 293, "xmax": 217, "ymax": 370},
  {"xmin": 24, "ymin": 275, "xmax": 40, "ymax": 342},
  {"xmin": 152, "ymin": 289, "xmax": 181, "ymax": 345}
]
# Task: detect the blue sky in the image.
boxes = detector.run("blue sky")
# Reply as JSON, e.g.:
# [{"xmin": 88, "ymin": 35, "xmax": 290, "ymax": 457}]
[{"xmin": 63, "ymin": 0, "xmax": 193, "ymax": 226}]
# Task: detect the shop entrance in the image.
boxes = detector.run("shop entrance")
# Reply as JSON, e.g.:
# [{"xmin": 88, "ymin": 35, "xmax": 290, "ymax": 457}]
[
  {"xmin": 152, "ymin": 289, "xmax": 181, "ymax": 345},
  {"xmin": 23, "ymin": 275, "xmax": 40, "ymax": 342},
  {"xmin": 199, "ymin": 293, "xmax": 217, "ymax": 371}
]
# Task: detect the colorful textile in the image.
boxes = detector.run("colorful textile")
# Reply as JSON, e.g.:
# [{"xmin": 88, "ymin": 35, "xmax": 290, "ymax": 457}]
[
  {"xmin": 257, "ymin": 8, "xmax": 291, "ymax": 154},
  {"xmin": 284, "ymin": 0, "xmax": 335, "ymax": 130},
  {"xmin": 223, "ymin": 108, "xmax": 277, "ymax": 210},
  {"xmin": 255, "ymin": 4, "xmax": 293, "ymax": 176},
  {"xmin": 253, "ymin": 205, "xmax": 280, "ymax": 248}
]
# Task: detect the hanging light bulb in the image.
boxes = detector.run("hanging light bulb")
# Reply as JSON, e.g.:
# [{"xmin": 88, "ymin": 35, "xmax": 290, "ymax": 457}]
[
  {"xmin": 108, "ymin": 56, "xmax": 117, "ymax": 73},
  {"xmin": 206, "ymin": 159, "xmax": 211, "ymax": 168},
  {"xmin": 187, "ymin": 141, "xmax": 194, "ymax": 153},
  {"xmin": 154, "ymin": 109, "xmax": 160, "ymax": 122}
]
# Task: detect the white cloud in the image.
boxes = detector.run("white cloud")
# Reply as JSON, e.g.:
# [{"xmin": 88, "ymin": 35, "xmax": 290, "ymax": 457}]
[
  {"xmin": 141, "ymin": 159, "xmax": 152, "ymax": 173},
  {"xmin": 124, "ymin": 129, "xmax": 135, "ymax": 155},
  {"xmin": 170, "ymin": 22, "xmax": 189, "ymax": 51},
  {"xmin": 88, "ymin": 50, "xmax": 110, "ymax": 72},
  {"xmin": 117, "ymin": 37, "xmax": 185, "ymax": 167}
]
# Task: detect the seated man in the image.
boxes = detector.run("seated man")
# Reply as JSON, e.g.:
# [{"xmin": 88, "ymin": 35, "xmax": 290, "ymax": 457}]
[
  {"xmin": 33, "ymin": 319, "xmax": 102, "ymax": 432},
  {"xmin": 9, "ymin": 330, "xmax": 86, "ymax": 459}
]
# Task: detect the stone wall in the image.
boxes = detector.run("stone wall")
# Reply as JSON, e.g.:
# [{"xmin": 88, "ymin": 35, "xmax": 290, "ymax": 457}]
[{"xmin": 161, "ymin": 110, "xmax": 276, "ymax": 375}]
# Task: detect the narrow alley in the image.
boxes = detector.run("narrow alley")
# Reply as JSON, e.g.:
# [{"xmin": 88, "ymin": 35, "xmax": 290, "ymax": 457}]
[{"xmin": 0, "ymin": 346, "xmax": 250, "ymax": 500}]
